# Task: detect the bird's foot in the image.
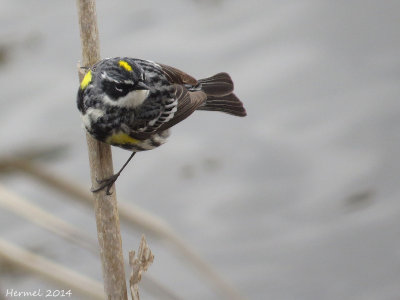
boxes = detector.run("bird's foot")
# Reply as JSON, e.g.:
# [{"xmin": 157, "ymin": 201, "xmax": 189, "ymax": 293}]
[{"xmin": 91, "ymin": 173, "xmax": 120, "ymax": 195}]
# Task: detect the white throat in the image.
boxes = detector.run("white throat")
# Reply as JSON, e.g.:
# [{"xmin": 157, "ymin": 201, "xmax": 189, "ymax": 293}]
[{"xmin": 103, "ymin": 89, "xmax": 150, "ymax": 108}]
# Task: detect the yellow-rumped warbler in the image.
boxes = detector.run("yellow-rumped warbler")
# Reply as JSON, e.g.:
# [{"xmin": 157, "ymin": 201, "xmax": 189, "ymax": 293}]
[{"xmin": 77, "ymin": 57, "xmax": 246, "ymax": 193}]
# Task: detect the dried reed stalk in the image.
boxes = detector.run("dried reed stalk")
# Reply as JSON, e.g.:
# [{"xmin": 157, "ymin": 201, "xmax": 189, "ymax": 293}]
[
  {"xmin": 0, "ymin": 184, "xmax": 98, "ymax": 255},
  {"xmin": 76, "ymin": 0, "xmax": 127, "ymax": 298},
  {"xmin": 0, "ymin": 183, "xmax": 182, "ymax": 300},
  {"xmin": 0, "ymin": 239, "xmax": 104, "ymax": 299},
  {"xmin": 0, "ymin": 158, "xmax": 244, "ymax": 299},
  {"xmin": 129, "ymin": 235, "xmax": 154, "ymax": 300}
]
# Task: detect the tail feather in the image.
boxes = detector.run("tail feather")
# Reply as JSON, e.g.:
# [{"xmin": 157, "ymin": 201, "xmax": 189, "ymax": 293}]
[
  {"xmin": 198, "ymin": 72, "xmax": 234, "ymax": 96},
  {"xmin": 196, "ymin": 72, "xmax": 246, "ymax": 117},
  {"xmin": 197, "ymin": 93, "xmax": 247, "ymax": 117}
]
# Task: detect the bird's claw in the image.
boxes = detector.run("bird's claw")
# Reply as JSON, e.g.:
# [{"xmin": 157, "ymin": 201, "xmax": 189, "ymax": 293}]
[{"xmin": 91, "ymin": 174, "xmax": 120, "ymax": 195}]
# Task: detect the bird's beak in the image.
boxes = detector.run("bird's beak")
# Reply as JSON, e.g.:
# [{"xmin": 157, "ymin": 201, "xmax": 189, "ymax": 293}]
[{"xmin": 136, "ymin": 81, "xmax": 150, "ymax": 90}]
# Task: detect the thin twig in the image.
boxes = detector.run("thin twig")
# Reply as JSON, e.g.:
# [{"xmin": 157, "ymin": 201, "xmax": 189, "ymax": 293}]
[
  {"xmin": 76, "ymin": 0, "xmax": 127, "ymax": 299},
  {"xmin": 129, "ymin": 235, "xmax": 154, "ymax": 300}
]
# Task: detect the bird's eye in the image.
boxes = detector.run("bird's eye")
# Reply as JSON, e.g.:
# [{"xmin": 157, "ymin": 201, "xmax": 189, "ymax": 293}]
[
  {"xmin": 103, "ymin": 81, "xmax": 133, "ymax": 99},
  {"xmin": 115, "ymin": 86, "xmax": 123, "ymax": 92},
  {"xmin": 114, "ymin": 82, "xmax": 130, "ymax": 93}
]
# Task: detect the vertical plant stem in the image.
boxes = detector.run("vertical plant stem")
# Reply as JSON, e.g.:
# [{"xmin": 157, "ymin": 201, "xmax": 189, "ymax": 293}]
[{"xmin": 76, "ymin": 1, "xmax": 128, "ymax": 299}]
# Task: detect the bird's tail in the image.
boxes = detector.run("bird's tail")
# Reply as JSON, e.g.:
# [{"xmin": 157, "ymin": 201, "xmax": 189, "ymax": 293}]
[{"xmin": 197, "ymin": 73, "xmax": 247, "ymax": 117}]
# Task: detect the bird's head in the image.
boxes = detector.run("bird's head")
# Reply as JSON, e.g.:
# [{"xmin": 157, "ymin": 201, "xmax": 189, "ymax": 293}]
[{"xmin": 78, "ymin": 58, "xmax": 150, "ymax": 111}]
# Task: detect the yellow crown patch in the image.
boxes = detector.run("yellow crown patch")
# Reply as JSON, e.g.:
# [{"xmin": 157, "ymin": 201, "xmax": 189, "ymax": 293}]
[{"xmin": 119, "ymin": 60, "xmax": 132, "ymax": 72}]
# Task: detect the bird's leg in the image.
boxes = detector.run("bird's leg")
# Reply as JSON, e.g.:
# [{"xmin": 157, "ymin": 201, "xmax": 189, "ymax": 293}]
[{"xmin": 91, "ymin": 152, "xmax": 136, "ymax": 195}]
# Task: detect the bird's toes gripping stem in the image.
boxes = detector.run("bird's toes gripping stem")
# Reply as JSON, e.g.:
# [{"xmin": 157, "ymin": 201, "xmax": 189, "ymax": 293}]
[{"xmin": 91, "ymin": 173, "xmax": 121, "ymax": 195}]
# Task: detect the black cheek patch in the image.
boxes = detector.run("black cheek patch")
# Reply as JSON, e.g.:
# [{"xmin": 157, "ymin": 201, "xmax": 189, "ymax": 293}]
[
  {"xmin": 102, "ymin": 81, "xmax": 135, "ymax": 99},
  {"xmin": 77, "ymin": 88, "xmax": 85, "ymax": 112}
]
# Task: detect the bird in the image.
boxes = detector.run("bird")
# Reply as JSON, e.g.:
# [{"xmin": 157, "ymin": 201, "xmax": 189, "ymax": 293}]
[{"xmin": 77, "ymin": 57, "xmax": 246, "ymax": 194}]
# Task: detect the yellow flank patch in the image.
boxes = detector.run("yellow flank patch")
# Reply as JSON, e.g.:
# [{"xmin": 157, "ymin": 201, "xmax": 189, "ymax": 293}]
[
  {"xmin": 107, "ymin": 132, "xmax": 139, "ymax": 145},
  {"xmin": 80, "ymin": 70, "xmax": 92, "ymax": 90},
  {"xmin": 119, "ymin": 60, "xmax": 133, "ymax": 72}
]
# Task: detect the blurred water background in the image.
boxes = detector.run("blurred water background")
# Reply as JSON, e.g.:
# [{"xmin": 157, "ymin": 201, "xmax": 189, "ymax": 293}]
[{"xmin": 1, "ymin": 0, "xmax": 400, "ymax": 299}]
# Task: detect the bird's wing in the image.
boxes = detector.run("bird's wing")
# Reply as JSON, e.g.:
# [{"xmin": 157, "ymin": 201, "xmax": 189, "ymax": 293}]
[
  {"xmin": 155, "ymin": 64, "xmax": 207, "ymax": 130},
  {"xmin": 157, "ymin": 85, "xmax": 207, "ymax": 132},
  {"xmin": 158, "ymin": 63, "xmax": 198, "ymax": 85},
  {"xmin": 129, "ymin": 85, "xmax": 206, "ymax": 139},
  {"xmin": 128, "ymin": 63, "xmax": 205, "ymax": 139}
]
